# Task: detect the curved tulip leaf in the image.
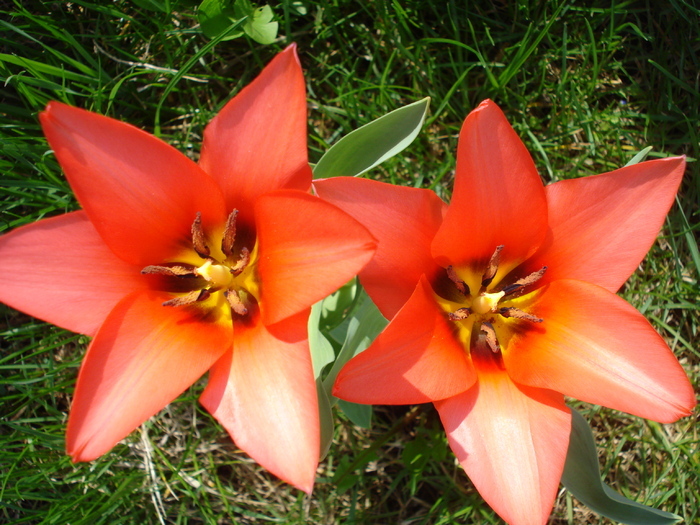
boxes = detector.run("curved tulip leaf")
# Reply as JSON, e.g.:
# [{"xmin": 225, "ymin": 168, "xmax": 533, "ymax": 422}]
[
  {"xmin": 625, "ymin": 146, "xmax": 654, "ymax": 167},
  {"xmin": 338, "ymin": 399, "xmax": 372, "ymax": 428},
  {"xmin": 313, "ymin": 97, "xmax": 430, "ymax": 179},
  {"xmin": 308, "ymin": 301, "xmax": 335, "ymax": 379},
  {"xmin": 317, "ymin": 378, "xmax": 334, "ymax": 460},
  {"xmin": 322, "ymin": 288, "xmax": 387, "ymax": 397},
  {"xmin": 562, "ymin": 409, "xmax": 682, "ymax": 525}
]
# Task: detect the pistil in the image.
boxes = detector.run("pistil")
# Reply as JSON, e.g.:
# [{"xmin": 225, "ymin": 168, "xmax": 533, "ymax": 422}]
[
  {"xmin": 195, "ymin": 259, "xmax": 233, "ymax": 289},
  {"xmin": 472, "ymin": 291, "xmax": 505, "ymax": 314}
]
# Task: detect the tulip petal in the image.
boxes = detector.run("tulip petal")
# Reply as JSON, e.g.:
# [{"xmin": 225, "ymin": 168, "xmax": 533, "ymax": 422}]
[
  {"xmin": 523, "ymin": 157, "xmax": 686, "ymax": 292},
  {"xmin": 199, "ymin": 44, "xmax": 312, "ymax": 230},
  {"xmin": 67, "ymin": 290, "xmax": 232, "ymax": 461},
  {"xmin": 436, "ymin": 353, "xmax": 570, "ymax": 525},
  {"xmin": 0, "ymin": 212, "xmax": 146, "ymax": 336},
  {"xmin": 333, "ymin": 276, "xmax": 475, "ymax": 404},
  {"xmin": 314, "ymin": 177, "xmax": 446, "ymax": 319},
  {"xmin": 40, "ymin": 102, "xmax": 227, "ymax": 266},
  {"xmin": 200, "ymin": 311, "xmax": 319, "ymax": 493},
  {"xmin": 432, "ymin": 100, "xmax": 548, "ymax": 272},
  {"xmin": 255, "ymin": 189, "xmax": 376, "ymax": 326},
  {"xmin": 504, "ymin": 279, "xmax": 695, "ymax": 423}
]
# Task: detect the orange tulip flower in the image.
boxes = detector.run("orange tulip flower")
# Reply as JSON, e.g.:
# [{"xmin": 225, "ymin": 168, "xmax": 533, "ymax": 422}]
[
  {"xmin": 0, "ymin": 45, "xmax": 376, "ymax": 493},
  {"xmin": 315, "ymin": 100, "xmax": 695, "ymax": 524}
]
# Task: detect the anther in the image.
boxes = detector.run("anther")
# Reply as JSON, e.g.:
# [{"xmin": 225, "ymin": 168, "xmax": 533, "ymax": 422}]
[
  {"xmin": 480, "ymin": 322, "xmax": 501, "ymax": 353},
  {"xmin": 191, "ymin": 212, "xmax": 211, "ymax": 258},
  {"xmin": 141, "ymin": 265, "xmax": 195, "ymax": 277},
  {"xmin": 221, "ymin": 209, "xmax": 239, "ymax": 257},
  {"xmin": 448, "ymin": 307, "xmax": 472, "ymax": 321},
  {"xmin": 225, "ymin": 289, "xmax": 248, "ymax": 316},
  {"xmin": 481, "ymin": 245, "xmax": 504, "ymax": 288},
  {"xmin": 501, "ymin": 266, "xmax": 547, "ymax": 297},
  {"xmin": 163, "ymin": 289, "xmax": 211, "ymax": 307},
  {"xmin": 447, "ymin": 265, "xmax": 470, "ymax": 296},
  {"xmin": 499, "ymin": 307, "xmax": 543, "ymax": 323},
  {"xmin": 230, "ymin": 247, "xmax": 250, "ymax": 276}
]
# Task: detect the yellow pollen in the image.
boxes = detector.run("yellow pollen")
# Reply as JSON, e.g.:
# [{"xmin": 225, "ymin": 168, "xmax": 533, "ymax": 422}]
[
  {"xmin": 472, "ymin": 291, "xmax": 505, "ymax": 315},
  {"xmin": 196, "ymin": 260, "xmax": 233, "ymax": 288}
]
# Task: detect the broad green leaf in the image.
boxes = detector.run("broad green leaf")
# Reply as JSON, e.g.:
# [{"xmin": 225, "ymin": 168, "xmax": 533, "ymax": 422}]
[
  {"xmin": 320, "ymin": 278, "xmax": 359, "ymax": 332},
  {"xmin": 625, "ymin": 146, "xmax": 654, "ymax": 167},
  {"xmin": 313, "ymin": 97, "xmax": 430, "ymax": 179},
  {"xmin": 198, "ymin": 0, "xmax": 244, "ymax": 41},
  {"xmin": 338, "ymin": 399, "xmax": 372, "ymax": 428},
  {"xmin": 308, "ymin": 302, "xmax": 335, "ymax": 379},
  {"xmin": 244, "ymin": 5, "xmax": 278, "ymax": 44},
  {"xmin": 562, "ymin": 409, "xmax": 682, "ymax": 525},
  {"xmin": 317, "ymin": 378, "xmax": 334, "ymax": 460},
  {"xmin": 322, "ymin": 289, "xmax": 387, "ymax": 398},
  {"xmin": 233, "ymin": 0, "xmax": 254, "ymax": 18}
]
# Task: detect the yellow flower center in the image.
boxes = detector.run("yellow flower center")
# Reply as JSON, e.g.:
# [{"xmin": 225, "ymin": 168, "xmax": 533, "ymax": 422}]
[
  {"xmin": 437, "ymin": 245, "xmax": 546, "ymax": 356},
  {"xmin": 141, "ymin": 209, "xmax": 260, "ymax": 319}
]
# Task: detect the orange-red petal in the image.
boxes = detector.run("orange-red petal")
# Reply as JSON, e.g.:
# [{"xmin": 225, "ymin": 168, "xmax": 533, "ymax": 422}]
[
  {"xmin": 0, "ymin": 211, "xmax": 146, "ymax": 336},
  {"xmin": 67, "ymin": 290, "xmax": 232, "ymax": 461},
  {"xmin": 200, "ymin": 310, "xmax": 319, "ymax": 493},
  {"xmin": 333, "ymin": 276, "xmax": 475, "ymax": 404},
  {"xmin": 504, "ymin": 279, "xmax": 695, "ymax": 423},
  {"xmin": 255, "ymin": 189, "xmax": 376, "ymax": 326},
  {"xmin": 313, "ymin": 177, "xmax": 446, "ymax": 319},
  {"xmin": 199, "ymin": 44, "xmax": 312, "ymax": 231},
  {"xmin": 523, "ymin": 157, "xmax": 686, "ymax": 292},
  {"xmin": 431, "ymin": 100, "xmax": 548, "ymax": 272},
  {"xmin": 39, "ymin": 102, "xmax": 227, "ymax": 266},
  {"xmin": 436, "ymin": 352, "xmax": 570, "ymax": 525}
]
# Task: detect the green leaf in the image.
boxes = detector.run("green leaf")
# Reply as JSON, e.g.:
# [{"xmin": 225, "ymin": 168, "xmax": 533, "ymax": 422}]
[
  {"xmin": 338, "ymin": 399, "xmax": 372, "ymax": 428},
  {"xmin": 244, "ymin": 6, "xmax": 279, "ymax": 45},
  {"xmin": 316, "ymin": 378, "xmax": 334, "ymax": 460},
  {"xmin": 322, "ymin": 289, "xmax": 387, "ymax": 398},
  {"xmin": 308, "ymin": 302, "xmax": 335, "ymax": 379},
  {"xmin": 197, "ymin": 0, "xmax": 244, "ymax": 41},
  {"xmin": 233, "ymin": 0, "xmax": 279, "ymax": 44},
  {"xmin": 625, "ymin": 146, "xmax": 654, "ymax": 166},
  {"xmin": 562, "ymin": 409, "xmax": 682, "ymax": 525},
  {"xmin": 320, "ymin": 278, "xmax": 359, "ymax": 332},
  {"xmin": 313, "ymin": 97, "xmax": 430, "ymax": 179}
]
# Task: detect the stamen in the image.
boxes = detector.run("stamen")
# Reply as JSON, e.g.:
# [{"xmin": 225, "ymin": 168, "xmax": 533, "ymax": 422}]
[
  {"xmin": 480, "ymin": 322, "xmax": 500, "ymax": 353},
  {"xmin": 501, "ymin": 266, "xmax": 548, "ymax": 296},
  {"xmin": 499, "ymin": 307, "xmax": 543, "ymax": 323},
  {"xmin": 447, "ymin": 265, "xmax": 470, "ymax": 296},
  {"xmin": 221, "ymin": 209, "xmax": 239, "ymax": 257},
  {"xmin": 481, "ymin": 245, "xmax": 504, "ymax": 288},
  {"xmin": 230, "ymin": 247, "xmax": 250, "ymax": 276},
  {"xmin": 191, "ymin": 212, "xmax": 211, "ymax": 258},
  {"xmin": 225, "ymin": 289, "xmax": 248, "ymax": 316},
  {"xmin": 448, "ymin": 307, "xmax": 472, "ymax": 321},
  {"xmin": 141, "ymin": 265, "xmax": 195, "ymax": 277},
  {"xmin": 163, "ymin": 289, "xmax": 210, "ymax": 307}
]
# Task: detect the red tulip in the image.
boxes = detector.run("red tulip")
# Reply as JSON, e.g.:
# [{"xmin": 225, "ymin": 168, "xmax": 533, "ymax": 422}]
[
  {"xmin": 0, "ymin": 45, "xmax": 376, "ymax": 493},
  {"xmin": 315, "ymin": 100, "xmax": 695, "ymax": 524}
]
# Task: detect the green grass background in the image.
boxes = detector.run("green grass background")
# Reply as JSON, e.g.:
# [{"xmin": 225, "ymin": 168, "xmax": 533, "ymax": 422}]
[{"xmin": 1, "ymin": 1, "xmax": 698, "ymax": 523}]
